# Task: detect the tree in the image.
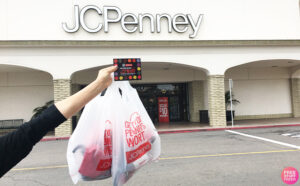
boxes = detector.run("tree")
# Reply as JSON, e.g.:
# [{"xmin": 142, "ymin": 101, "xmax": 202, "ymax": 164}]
[{"xmin": 225, "ymin": 91, "xmax": 240, "ymax": 110}]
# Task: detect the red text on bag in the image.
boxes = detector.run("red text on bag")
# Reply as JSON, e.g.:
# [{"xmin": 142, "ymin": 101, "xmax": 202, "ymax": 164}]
[
  {"xmin": 125, "ymin": 112, "xmax": 146, "ymax": 147},
  {"xmin": 96, "ymin": 120, "xmax": 112, "ymax": 171},
  {"xmin": 126, "ymin": 142, "xmax": 151, "ymax": 164},
  {"xmin": 96, "ymin": 158, "xmax": 112, "ymax": 171},
  {"xmin": 104, "ymin": 120, "xmax": 112, "ymax": 156}
]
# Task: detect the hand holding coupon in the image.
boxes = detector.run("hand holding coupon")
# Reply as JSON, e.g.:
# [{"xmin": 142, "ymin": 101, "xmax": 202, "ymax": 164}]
[{"xmin": 66, "ymin": 61, "xmax": 161, "ymax": 186}]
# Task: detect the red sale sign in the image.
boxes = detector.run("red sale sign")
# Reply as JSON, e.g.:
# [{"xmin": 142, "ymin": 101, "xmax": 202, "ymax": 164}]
[{"xmin": 158, "ymin": 97, "xmax": 169, "ymax": 123}]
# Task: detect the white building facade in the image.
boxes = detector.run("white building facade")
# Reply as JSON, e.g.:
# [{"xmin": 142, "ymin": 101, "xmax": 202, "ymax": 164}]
[{"xmin": 1, "ymin": 0, "xmax": 300, "ymax": 136}]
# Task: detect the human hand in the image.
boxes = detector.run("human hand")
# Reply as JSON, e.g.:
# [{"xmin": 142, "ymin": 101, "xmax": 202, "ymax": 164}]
[{"xmin": 95, "ymin": 66, "xmax": 118, "ymax": 88}]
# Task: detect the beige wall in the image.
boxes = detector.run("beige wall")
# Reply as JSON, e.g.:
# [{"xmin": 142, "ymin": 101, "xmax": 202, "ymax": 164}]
[
  {"xmin": 189, "ymin": 81, "xmax": 205, "ymax": 122},
  {"xmin": 0, "ymin": 71, "xmax": 53, "ymax": 122},
  {"xmin": 0, "ymin": 65, "xmax": 294, "ymax": 123},
  {"xmin": 1, "ymin": 0, "xmax": 300, "ymax": 40},
  {"xmin": 225, "ymin": 67, "xmax": 292, "ymax": 117},
  {"xmin": 73, "ymin": 66, "xmax": 293, "ymax": 118}
]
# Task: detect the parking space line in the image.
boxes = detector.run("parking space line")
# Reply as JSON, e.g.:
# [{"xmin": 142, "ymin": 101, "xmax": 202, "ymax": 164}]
[
  {"xmin": 226, "ymin": 130, "xmax": 300, "ymax": 149},
  {"xmin": 12, "ymin": 165, "xmax": 68, "ymax": 171},
  {"xmin": 160, "ymin": 149, "xmax": 300, "ymax": 160},
  {"xmin": 11, "ymin": 149, "xmax": 300, "ymax": 172}
]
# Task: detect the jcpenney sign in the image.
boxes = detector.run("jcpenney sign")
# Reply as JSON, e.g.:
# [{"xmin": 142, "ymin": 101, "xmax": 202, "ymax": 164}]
[{"xmin": 62, "ymin": 5, "xmax": 203, "ymax": 38}]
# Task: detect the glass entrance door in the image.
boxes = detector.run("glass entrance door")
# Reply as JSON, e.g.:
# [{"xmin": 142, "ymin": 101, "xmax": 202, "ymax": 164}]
[
  {"xmin": 134, "ymin": 83, "xmax": 188, "ymax": 123},
  {"xmin": 169, "ymin": 96, "xmax": 180, "ymax": 121},
  {"xmin": 140, "ymin": 96, "xmax": 158, "ymax": 123}
]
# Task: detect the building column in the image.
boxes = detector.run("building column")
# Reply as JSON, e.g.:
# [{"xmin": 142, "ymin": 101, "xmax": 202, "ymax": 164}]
[
  {"xmin": 291, "ymin": 78, "xmax": 300, "ymax": 117},
  {"xmin": 188, "ymin": 81, "xmax": 205, "ymax": 122},
  {"xmin": 53, "ymin": 79, "xmax": 72, "ymax": 137},
  {"xmin": 208, "ymin": 75, "xmax": 226, "ymax": 127}
]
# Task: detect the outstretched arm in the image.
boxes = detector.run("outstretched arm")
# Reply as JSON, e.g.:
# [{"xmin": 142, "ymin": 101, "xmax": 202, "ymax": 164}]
[
  {"xmin": 55, "ymin": 66, "xmax": 117, "ymax": 119},
  {"xmin": 0, "ymin": 65, "xmax": 117, "ymax": 178}
]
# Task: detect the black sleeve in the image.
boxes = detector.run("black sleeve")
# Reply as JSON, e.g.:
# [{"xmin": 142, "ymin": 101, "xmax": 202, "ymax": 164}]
[{"xmin": 0, "ymin": 104, "xmax": 66, "ymax": 177}]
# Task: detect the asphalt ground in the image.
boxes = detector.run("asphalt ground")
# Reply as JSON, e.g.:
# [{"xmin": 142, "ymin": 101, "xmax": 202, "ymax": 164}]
[{"xmin": 1, "ymin": 126, "xmax": 300, "ymax": 186}]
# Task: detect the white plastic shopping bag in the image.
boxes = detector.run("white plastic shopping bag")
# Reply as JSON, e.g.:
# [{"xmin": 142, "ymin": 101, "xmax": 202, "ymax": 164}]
[
  {"xmin": 67, "ymin": 81, "xmax": 161, "ymax": 185},
  {"xmin": 108, "ymin": 81, "xmax": 161, "ymax": 186},
  {"xmin": 67, "ymin": 93, "xmax": 114, "ymax": 183}
]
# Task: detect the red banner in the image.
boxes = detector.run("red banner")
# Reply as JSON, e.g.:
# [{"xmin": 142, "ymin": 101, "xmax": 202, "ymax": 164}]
[{"xmin": 158, "ymin": 97, "xmax": 169, "ymax": 123}]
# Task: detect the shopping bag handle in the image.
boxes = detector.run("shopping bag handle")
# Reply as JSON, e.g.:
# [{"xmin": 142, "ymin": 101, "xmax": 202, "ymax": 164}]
[
  {"xmin": 117, "ymin": 81, "xmax": 135, "ymax": 92},
  {"xmin": 105, "ymin": 82, "xmax": 121, "ymax": 98},
  {"xmin": 105, "ymin": 81, "xmax": 135, "ymax": 96},
  {"xmin": 104, "ymin": 72, "xmax": 136, "ymax": 99}
]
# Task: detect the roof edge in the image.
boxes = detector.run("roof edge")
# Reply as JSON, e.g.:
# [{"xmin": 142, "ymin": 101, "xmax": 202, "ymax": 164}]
[{"xmin": 1, "ymin": 40, "xmax": 300, "ymax": 47}]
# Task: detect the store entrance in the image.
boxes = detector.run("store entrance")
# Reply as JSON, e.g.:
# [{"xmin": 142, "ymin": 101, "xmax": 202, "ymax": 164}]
[{"xmin": 133, "ymin": 83, "xmax": 188, "ymax": 123}]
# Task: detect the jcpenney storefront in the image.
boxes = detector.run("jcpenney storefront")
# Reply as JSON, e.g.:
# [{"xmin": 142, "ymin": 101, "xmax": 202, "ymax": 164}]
[{"xmin": 1, "ymin": 0, "xmax": 300, "ymax": 136}]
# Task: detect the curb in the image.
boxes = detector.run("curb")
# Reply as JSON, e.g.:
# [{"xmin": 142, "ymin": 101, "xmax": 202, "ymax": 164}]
[
  {"xmin": 41, "ymin": 123, "xmax": 300, "ymax": 142},
  {"xmin": 41, "ymin": 136, "xmax": 69, "ymax": 142},
  {"xmin": 158, "ymin": 123, "xmax": 300, "ymax": 134}
]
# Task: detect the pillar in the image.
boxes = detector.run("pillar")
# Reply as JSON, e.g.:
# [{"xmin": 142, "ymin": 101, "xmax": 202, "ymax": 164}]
[
  {"xmin": 208, "ymin": 75, "xmax": 226, "ymax": 127},
  {"xmin": 291, "ymin": 78, "xmax": 300, "ymax": 117},
  {"xmin": 53, "ymin": 79, "xmax": 72, "ymax": 136}
]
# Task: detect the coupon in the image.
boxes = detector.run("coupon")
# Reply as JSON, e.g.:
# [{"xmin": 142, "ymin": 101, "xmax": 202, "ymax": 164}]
[{"xmin": 113, "ymin": 58, "xmax": 142, "ymax": 81}]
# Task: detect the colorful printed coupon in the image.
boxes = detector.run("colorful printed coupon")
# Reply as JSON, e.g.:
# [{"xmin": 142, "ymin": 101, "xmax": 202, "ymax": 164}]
[{"xmin": 113, "ymin": 58, "xmax": 142, "ymax": 81}]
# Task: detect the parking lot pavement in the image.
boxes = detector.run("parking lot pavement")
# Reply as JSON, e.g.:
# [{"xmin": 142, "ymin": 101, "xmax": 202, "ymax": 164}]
[
  {"xmin": 228, "ymin": 126, "xmax": 300, "ymax": 147},
  {"xmin": 1, "ymin": 126, "xmax": 300, "ymax": 186}
]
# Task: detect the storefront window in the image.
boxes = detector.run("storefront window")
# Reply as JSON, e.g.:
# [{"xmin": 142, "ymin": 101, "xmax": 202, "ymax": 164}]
[{"xmin": 133, "ymin": 83, "xmax": 188, "ymax": 123}]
